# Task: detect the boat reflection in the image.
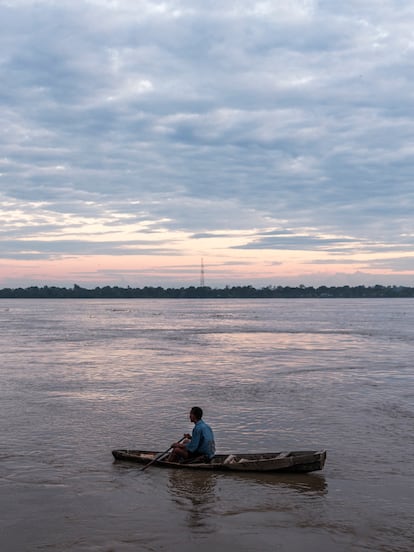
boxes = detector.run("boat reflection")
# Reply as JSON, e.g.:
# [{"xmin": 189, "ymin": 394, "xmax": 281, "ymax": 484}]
[
  {"xmin": 167, "ymin": 468, "xmax": 327, "ymax": 530},
  {"xmin": 227, "ymin": 471, "xmax": 328, "ymax": 494}
]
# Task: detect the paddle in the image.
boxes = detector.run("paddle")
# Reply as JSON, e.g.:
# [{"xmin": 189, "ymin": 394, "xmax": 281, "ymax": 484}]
[{"xmin": 141, "ymin": 436, "xmax": 186, "ymax": 471}]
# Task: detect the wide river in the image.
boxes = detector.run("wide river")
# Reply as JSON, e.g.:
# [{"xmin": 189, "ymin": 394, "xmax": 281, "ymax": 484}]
[{"xmin": 0, "ymin": 299, "xmax": 413, "ymax": 551}]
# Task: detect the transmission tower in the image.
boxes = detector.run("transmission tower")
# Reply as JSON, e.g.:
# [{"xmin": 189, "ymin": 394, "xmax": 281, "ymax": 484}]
[{"xmin": 200, "ymin": 258, "xmax": 205, "ymax": 287}]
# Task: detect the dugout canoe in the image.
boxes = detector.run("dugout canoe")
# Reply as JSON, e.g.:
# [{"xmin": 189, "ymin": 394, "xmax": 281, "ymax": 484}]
[{"xmin": 112, "ymin": 449, "xmax": 327, "ymax": 473}]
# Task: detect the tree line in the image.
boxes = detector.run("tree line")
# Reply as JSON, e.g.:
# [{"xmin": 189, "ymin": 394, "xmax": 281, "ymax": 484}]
[{"xmin": 0, "ymin": 284, "xmax": 413, "ymax": 299}]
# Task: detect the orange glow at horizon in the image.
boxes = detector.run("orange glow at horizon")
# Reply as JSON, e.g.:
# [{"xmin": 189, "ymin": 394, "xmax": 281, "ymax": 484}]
[{"xmin": 1, "ymin": 247, "xmax": 411, "ymax": 288}]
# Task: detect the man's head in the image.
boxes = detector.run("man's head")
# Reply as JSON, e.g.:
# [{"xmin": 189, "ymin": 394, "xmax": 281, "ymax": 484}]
[{"xmin": 190, "ymin": 406, "xmax": 203, "ymax": 422}]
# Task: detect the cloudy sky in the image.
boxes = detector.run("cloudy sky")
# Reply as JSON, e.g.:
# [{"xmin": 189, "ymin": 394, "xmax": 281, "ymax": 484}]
[{"xmin": 1, "ymin": 0, "xmax": 413, "ymax": 288}]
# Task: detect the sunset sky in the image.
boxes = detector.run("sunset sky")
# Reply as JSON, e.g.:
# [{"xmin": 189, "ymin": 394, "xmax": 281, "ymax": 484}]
[{"xmin": 1, "ymin": 0, "xmax": 414, "ymax": 288}]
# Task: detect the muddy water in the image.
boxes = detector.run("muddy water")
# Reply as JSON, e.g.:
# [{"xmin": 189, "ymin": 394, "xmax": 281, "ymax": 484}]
[{"xmin": 0, "ymin": 299, "xmax": 413, "ymax": 551}]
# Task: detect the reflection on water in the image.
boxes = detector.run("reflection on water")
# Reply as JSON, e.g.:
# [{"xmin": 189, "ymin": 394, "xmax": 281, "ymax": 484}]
[
  {"xmin": 166, "ymin": 467, "xmax": 328, "ymax": 532},
  {"xmin": 228, "ymin": 472, "xmax": 328, "ymax": 495},
  {"xmin": 167, "ymin": 470, "xmax": 218, "ymax": 530}
]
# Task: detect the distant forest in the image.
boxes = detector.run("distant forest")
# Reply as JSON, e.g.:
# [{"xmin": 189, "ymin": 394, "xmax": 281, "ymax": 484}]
[{"xmin": 1, "ymin": 284, "xmax": 414, "ymax": 299}]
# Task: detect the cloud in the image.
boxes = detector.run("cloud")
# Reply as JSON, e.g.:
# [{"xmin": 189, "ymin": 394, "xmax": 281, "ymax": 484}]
[
  {"xmin": 233, "ymin": 231, "xmax": 358, "ymax": 251},
  {"xmin": 1, "ymin": 0, "xmax": 414, "ymax": 286}
]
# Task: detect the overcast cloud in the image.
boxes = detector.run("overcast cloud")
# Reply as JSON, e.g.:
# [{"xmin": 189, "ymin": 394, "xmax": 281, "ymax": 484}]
[{"xmin": 1, "ymin": 0, "xmax": 413, "ymax": 287}]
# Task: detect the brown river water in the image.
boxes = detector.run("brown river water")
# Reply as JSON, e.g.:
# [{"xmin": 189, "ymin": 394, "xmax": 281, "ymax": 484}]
[{"xmin": 0, "ymin": 299, "xmax": 413, "ymax": 551}]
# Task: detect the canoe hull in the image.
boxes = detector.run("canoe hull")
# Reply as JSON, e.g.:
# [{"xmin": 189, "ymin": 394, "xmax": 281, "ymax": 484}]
[{"xmin": 112, "ymin": 449, "xmax": 327, "ymax": 473}]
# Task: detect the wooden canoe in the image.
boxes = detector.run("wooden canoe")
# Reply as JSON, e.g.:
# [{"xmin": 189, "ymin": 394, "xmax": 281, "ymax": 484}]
[{"xmin": 112, "ymin": 449, "xmax": 327, "ymax": 473}]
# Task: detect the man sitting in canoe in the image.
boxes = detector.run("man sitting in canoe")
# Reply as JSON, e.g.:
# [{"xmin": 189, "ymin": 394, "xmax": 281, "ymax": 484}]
[{"xmin": 168, "ymin": 406, "xmax": 215, "ymax": 463}]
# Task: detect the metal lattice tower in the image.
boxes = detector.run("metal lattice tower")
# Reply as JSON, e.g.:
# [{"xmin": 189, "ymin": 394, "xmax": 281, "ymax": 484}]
[{"xmin": 200, "ymin": 258, "xmax": 205, "ymax": 287}]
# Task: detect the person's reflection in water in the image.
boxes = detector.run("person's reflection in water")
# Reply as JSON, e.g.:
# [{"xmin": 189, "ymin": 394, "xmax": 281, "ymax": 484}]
[{"xmin": 167, "ymin": 470, "xmax": 218, "ymax": 531}]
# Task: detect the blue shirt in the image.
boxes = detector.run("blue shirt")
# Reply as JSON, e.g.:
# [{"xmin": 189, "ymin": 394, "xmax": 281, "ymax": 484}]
[{"xmin": 185, "ymin": 419, "xmax": 215, "ymax": 459}]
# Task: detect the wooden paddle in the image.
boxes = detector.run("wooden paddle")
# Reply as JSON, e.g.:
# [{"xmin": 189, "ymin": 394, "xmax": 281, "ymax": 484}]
[{"xmin": 141, "ymin": 436, "xmax": 186, "ymax": 471}]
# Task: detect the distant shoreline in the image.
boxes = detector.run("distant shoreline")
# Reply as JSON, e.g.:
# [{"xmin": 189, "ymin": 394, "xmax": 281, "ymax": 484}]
[{"xmin": 1, "ymin": 284, "xmax": 414, "ymax": 299}]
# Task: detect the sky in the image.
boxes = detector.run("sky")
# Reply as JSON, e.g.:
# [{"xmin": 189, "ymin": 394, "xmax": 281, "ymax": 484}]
[{"xmin": 1, "ymin": 0, "xmax": 414, "ymax": 289}]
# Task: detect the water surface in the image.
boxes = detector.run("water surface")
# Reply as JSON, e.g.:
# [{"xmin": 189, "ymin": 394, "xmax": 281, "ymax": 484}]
[{"xmin": 0, "ymin": 299, "xmax": 413, "ymax": 551}]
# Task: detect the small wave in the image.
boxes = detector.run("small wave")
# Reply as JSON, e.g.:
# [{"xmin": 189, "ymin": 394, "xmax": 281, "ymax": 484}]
[{"xmin": 373, "ymin": 402, "xmax": 414, "ymax": 420}]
